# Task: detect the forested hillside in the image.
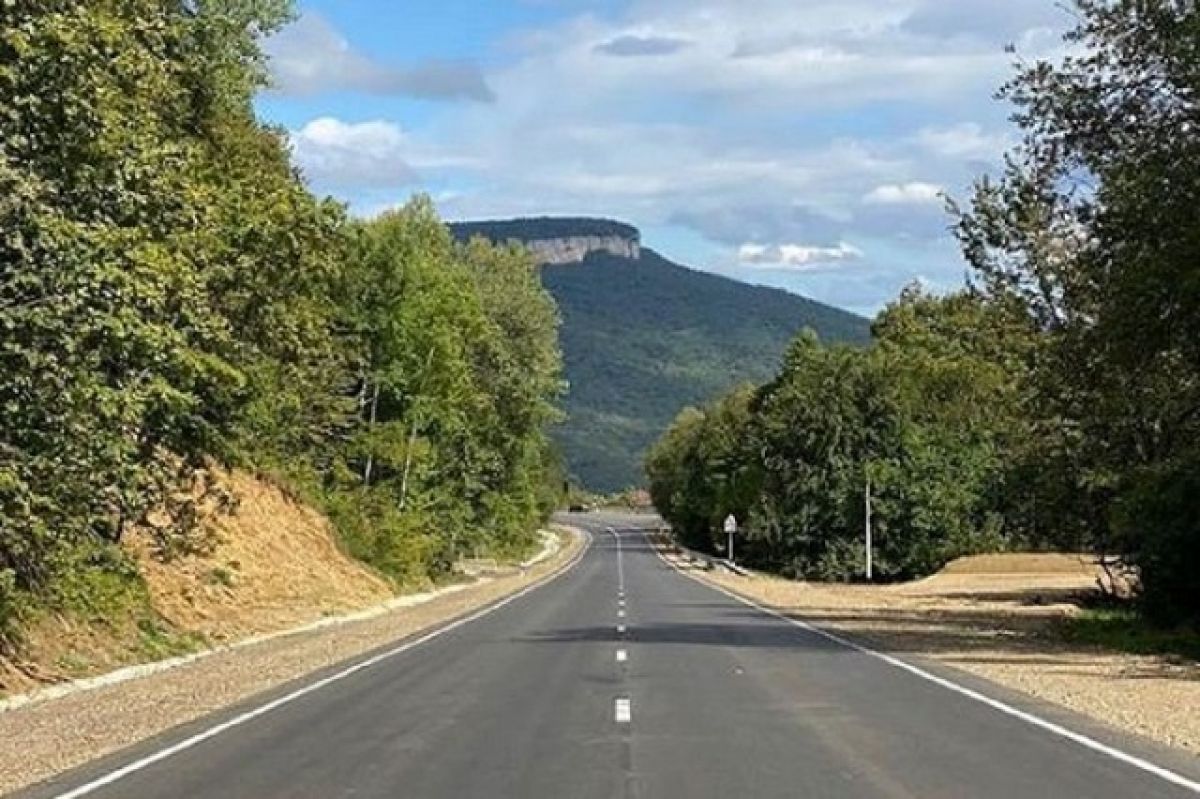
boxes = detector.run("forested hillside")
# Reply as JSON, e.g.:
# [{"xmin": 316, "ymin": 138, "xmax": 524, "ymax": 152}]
[
  {"xmin": 647, "ymin": 1, "xmax": 1200, "ymax": 629},
  {"xmin": 0, "ymin": 2, "xmax": 563, "ymax": 653},
  {"xmin": 451, "ymin": 220, "xmax": 871, "ymax": 491}
]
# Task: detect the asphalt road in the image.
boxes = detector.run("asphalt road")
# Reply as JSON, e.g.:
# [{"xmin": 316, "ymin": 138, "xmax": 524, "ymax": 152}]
[{"xmin": 17, "ymin": 512, "xmax": 1200, "ymax": 799}]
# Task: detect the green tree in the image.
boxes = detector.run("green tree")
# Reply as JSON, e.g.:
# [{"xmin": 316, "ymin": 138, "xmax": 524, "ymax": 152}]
[{"xmin": 955, "ymin": 0, "xmax": 1200, "ymax": 623}]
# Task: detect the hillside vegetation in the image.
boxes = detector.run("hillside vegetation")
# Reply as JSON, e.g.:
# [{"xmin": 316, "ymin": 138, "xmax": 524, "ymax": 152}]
[
  {"xmin": 546, "ymin": 249, "xmax": 869, "ymax": 491},
  {"xmin": 449, "ymin": 221, "xmax": 872, "ymax": 491},
  {"xmin": 0, "ymin": 2, "xmax": 563, "ymax": 653},
  {"xmin": 648, "ymin": 1, "xmax": 1200, "ymax": 629}
]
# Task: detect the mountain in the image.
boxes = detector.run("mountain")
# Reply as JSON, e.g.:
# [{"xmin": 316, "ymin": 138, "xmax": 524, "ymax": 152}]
[{"xmin": 450, "ymin": 218, "xmax": 872, "ymax": 491}]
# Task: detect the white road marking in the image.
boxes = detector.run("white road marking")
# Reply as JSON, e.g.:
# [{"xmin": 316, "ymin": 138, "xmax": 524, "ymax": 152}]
[
  {"xmin": 608, "ymin": 526, "xmax": 625, "ymax": 594},
  {"xmin": 616, "ymin": 649, "xmax": 628, "ymax": 663},
  {"xmin": 647, "ymin": 532, "xmax": 1200, "ymax": 795},
  {"xmin": 617, "ymin": 609, "xmax": 626, "ymax": 618},
  {"xmin": 614, "ymin": 697, "xmax": 632, "ymax": 723},
  {"xmin": 618, "ymin": 598, "xmax": 625, "ymax": 607},
  {"xmin": 45, "ymin": 531, "xmax": 595, "ymax": 799},
  {"xmin": 617, "ymin": 624, "xmax": 627, "ymax": 635}
]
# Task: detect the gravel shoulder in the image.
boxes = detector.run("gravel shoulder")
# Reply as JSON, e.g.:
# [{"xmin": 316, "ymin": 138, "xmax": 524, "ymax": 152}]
[
  {"xmin": 0, "ymin": 527, "xmax": 586, "ymax": 797},
  {"xmin": 657, "ymin": 541, "xmax": 1200, "ymax": 757}
]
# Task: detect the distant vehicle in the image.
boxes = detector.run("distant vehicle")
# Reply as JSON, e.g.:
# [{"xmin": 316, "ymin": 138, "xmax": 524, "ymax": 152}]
[{"xmin": 567, "ymin": 503, "xmax": 596, "ymax": 513}]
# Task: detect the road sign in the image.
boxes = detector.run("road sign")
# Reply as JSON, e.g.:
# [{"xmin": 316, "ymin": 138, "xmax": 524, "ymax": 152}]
[{"xmin": 723, "ymin": 514, "xmax": 737, "ymax": 564}]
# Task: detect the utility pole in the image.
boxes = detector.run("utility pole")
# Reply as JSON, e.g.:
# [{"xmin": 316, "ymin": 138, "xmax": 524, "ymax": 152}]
[{"xmin": 864, "ymin": 474, "xmax": 873, "ymax": 581}]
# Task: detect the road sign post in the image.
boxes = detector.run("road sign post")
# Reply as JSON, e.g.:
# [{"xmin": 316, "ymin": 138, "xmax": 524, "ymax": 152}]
[
  {"xmin": 723, "ymin": 514, "xmax": 738, "ymax": 564},
  {"xmin": 865, "ymin": 475, "xmax": 873, "ymax": 581}
]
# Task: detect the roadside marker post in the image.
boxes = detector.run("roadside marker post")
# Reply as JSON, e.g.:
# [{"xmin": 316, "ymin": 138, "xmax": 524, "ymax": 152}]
[{"xmin": 723, "ymin": 514, "xmax": 738, "ymax": 565}]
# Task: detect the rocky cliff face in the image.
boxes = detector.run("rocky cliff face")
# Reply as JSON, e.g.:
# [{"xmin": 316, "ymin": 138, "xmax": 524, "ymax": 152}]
[
  {"xmin": 526, "ymin": 234, "xmax": 640, "ymax": 265},
  {"xmin": 448, "ymin": 218, "xmax": 642, "ymax": 266}
]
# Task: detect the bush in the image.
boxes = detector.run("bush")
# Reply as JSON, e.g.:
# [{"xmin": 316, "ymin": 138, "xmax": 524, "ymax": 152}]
[{"xmin": 1115, "ymin": 457, "xmax": 1200, "ymax": 626}]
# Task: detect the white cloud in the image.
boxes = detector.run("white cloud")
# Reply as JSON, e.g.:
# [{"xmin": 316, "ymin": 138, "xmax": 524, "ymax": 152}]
[
  {"xmin": 914, "ymin": 123, "xmax": 1012, "ymax": 161},
  {"xmin": 864, "ymin": 182, "xmax": 944, "ymax": 205},
  {"xmin": 264, "ymin": 14, "xmax": 493, "ymax": 102},
  {"xmin": 290, "ymin": 118, "xmax": 417, "ymax": 189},
  {"xmin": 738, "ymin": 241, "xmax": 864, "ymax": 269},
  {"xmin": 268, "ymin": 0, "xmax": 1076, "ymax": 313}
]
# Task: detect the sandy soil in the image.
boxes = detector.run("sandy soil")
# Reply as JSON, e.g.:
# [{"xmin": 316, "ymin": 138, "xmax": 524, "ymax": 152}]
[
  {"xmin": 1, "ymin": 469, "xmax": 394, "ymax": 696},
  {"xmin": 0, "ymin": 527, "xmax": 584, "ymax": 797},
  {"xmin": 663, "ymin": 545, "xmax": 1200, "ymax": 756}
]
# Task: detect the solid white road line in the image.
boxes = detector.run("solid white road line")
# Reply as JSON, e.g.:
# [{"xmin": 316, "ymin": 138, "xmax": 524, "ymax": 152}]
[
  {"xmin": 614, "ymin": 697, "xmax": 632, "ymax": 724},
  {"xmin": 48, "ymin": 530, "xmax": 595, "ymax": 799},
  {"xmin": 647, "ymin": 532, "xmax": 1200, "ymax": 795},
  {"xmin": 616, "ymin": 649, "xmax": 628, "ymax": 663}
]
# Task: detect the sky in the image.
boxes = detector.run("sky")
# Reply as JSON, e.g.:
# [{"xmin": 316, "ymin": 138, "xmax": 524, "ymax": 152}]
[{"xmin": 257, "ymin": 0, "xmax": 1075, "ymax": 317}]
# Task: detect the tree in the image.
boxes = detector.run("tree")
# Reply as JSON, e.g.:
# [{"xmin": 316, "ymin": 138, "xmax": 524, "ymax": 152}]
[
  {"xmin": 0, "ymin": 0, "xmax": 301, "ymax": 609},
  {"xmin": 954, "ymin": 0, "xmax": 1200, "ymax": 623}
]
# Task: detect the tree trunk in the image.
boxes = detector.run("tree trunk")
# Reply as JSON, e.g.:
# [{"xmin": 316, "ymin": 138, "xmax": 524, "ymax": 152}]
[
  {"xmin": 362, "ymin": 380, "xmax": 380, "ymax": 485},
  {"xmin": 398, "ymin": 415, "xmax": 419, "ymax": 510}
]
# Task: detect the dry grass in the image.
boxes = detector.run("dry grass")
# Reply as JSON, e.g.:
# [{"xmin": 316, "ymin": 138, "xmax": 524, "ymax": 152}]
[
  {"xmin": 666, "ymin": 547, "xmax": 1200, "ymax": 756},
  {"xmin": 0, "ymin": 469, "xmax": 394, "ymax": 696},
  {"xmin": 129, "ymin": 469, "xmax": 393, "ymax": 643}
]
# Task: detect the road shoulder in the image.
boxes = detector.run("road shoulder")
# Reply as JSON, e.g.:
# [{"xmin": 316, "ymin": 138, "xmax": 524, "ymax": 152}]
[
  {"xmin": 0, "ymin": 527, "xmax": 587, "ymax": 798},
  {"xmin": 648, "ymin": 533, "xmax": 1200, "ymax": 766}
]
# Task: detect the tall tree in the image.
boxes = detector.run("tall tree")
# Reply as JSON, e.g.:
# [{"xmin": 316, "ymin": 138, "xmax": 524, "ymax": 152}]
[{"xmin": 955, "ymin": 0, "xmax": 1200, "ymax": 621}]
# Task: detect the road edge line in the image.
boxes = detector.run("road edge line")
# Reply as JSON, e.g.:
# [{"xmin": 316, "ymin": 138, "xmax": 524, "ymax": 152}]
[
  {"xmin": 48, "ymin": 528, "xmax": 593, "ymax": 799},
  {"xmin": 645, "ymin": 530, "xmax": 1200, "ymax": 795}
]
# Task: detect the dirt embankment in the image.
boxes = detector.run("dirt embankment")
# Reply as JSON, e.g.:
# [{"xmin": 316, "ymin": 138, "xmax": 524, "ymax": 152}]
[
  {"xmin": 0, "ymin": 481, "xmax": 584, "ymax": 796},
  {"xmin": 1, "ymin": 470, "xmax": 395, "ymax": 697},
  {"xmin": 667, "ymin": 546, "xmax": 1200, "ymax": 756}
]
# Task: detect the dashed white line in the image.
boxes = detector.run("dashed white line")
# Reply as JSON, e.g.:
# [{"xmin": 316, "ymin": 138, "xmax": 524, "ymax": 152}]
[
  {"xmin": 608, "ymin": 526, "xmax": 625, "ymax": 595},
  {"xmin": 617, "ymin": 624, "xmax": 627, "ymax": 635},
  {"xmin": 616, "ymin": 649, "xmax": 628, "ymax": 663},
  {"xmin": 614, "ymin": 697, "xmax": 632, "ymax": 723}
]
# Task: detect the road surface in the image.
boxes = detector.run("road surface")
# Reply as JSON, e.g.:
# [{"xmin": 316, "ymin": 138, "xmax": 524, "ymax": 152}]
[{"xmin": 16, "ymin": 512, "xmax": 1200, "ymax": 798}]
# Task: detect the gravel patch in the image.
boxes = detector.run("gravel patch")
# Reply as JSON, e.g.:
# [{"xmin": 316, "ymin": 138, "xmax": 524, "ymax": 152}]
[{"xmin": 0, "ymin": 528, "xmax": 584, "ymax": 797}]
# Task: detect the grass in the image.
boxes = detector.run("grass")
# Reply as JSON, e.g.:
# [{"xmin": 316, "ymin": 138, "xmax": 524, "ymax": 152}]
[
  {"xmin": 1061, "ymin": 607, "xmax": 1200, "ymax": 662},
  {"xmin": 135, "ymin": 618, "xmax": 208, "ymax": 661}
]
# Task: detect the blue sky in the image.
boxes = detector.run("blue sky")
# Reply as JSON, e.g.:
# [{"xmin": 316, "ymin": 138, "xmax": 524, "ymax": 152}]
[{"xmin": 258, "ymin": 0, "xmax": 1074, "ymax": 316}]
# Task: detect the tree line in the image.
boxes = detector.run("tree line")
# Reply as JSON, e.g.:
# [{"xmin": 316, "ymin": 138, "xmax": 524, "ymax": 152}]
[
  {"xmin": 0, "ymin": 2, "xmax": 563, "ymax": 648},
  {"xmin": 648, "ymin": 0, "xmax": 1199, "ymax": 626}
]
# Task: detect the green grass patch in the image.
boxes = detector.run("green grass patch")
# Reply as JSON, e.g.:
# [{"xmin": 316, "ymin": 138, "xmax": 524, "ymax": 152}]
[
  {"xmin": 135, "ymin": 618, "xmax": 208, "ymax": 661},
  {"xmin": 1061, "ymin": 607, "xmax": 1200, "ymax": 662}
]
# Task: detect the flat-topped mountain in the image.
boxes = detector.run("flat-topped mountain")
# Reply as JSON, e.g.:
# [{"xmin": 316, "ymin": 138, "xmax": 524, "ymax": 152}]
[
  {"xmin": 452, "ymin": 217, "xmax": 872, "ymax": 491},
  {"xmin": 451, "ymin": 217, "xmax": 640, "ymax": 264}
]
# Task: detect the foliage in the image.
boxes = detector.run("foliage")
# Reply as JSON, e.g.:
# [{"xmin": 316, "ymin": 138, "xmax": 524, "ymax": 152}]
[
  {"xmin": 543, "ymin": 248, "xmax": 871, "ymax": 491},
  {"xmin": 954, "ymin": 0, "xmax": 1200, "ymax": 624},
  {"xmin": 322, "ymin": 201, "xmax": 564, "ymax": 583},
  {"xmin": 0, "ymin": 4, "xmax": 564, "ymax": 646},
  {"xmin": 648, "ymin": 289, "xmax": 1036, "ymax": 581},
  {"xmin": 0, "ymin": 0, "xmax": 297, "ymax": 642}
]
